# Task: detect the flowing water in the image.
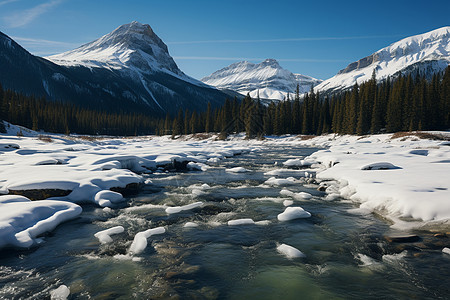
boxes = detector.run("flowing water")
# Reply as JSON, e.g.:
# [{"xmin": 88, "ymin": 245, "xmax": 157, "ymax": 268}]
[{"xmin": 1, "ymin": 145, "xmax": 449, "ymax": 299}]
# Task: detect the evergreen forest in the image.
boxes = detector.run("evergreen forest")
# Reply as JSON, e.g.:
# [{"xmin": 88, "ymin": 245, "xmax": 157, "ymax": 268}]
[{"xmin": 1, "ymin": 66, "xmax": 449, "ymax": 137}]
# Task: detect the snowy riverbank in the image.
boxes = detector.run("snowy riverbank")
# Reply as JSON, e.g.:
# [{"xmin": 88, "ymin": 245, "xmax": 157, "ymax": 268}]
[
  {"xmin": 269, "ymin": 132, "xmax": 450, "ymax": 230},
  {"xmin": 1, "ymin": 124, "xmax": 449, "ymax": 250}
]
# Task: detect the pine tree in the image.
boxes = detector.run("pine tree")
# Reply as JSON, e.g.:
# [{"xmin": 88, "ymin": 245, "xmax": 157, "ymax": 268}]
[{"xmin": 205, "ymin": 103, "xmax": 212, "ymax": 133}]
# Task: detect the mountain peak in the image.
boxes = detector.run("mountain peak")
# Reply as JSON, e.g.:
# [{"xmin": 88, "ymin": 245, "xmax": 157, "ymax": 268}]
[
  {"xmin": 202, "ymin": 59, "xmax": 322, "ymax": 101},
  {"xmin": 47, "ymin": 21, "xmax": 182, "ymax": 75},
  {"xmin": 109, "ymin": 21, "xmax": 158, "ymax": 42},
  {"xmin": 261, "ymin": 58, "xmax": 280, "ymax": 66}
]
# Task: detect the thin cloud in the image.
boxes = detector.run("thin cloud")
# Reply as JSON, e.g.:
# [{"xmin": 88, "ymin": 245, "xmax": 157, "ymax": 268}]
[
  {"xmin": 10, "ymin": 36, "xmax": 79, "ymax": 56},
  {"xmin": 12, "ymin": 36, "xmax": 79, "ymax": 48},
  {"xmin": 173, "ymin": 56, "xmax": 349, "ymax": 63},
  {"xmin": 0, "ymin": 0, "xmax": 20, "ymax": 6},
  {"xmin": 167, "ymin": 35, "xmax": 403, "ymax": 45},
  {"xmin": 4, "ymin": 0, "xmax": 64, "ymax": 28}
]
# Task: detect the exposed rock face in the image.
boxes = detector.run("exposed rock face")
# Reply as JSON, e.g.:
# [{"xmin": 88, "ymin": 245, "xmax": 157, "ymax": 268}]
[{"xmin": 338, "ymin": 53, "xmax": 379, "ymax": 74}]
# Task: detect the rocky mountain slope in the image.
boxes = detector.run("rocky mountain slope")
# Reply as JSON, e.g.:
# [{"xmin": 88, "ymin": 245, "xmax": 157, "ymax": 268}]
[{"xmin": 315, "ymin": 26, "xmax": 450, "ymax": 94}]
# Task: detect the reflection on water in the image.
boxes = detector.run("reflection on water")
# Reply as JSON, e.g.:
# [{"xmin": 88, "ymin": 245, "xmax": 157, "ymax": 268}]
[{"xmin": 1, "ymin": 145, "xmax": 449, "ymax": 299}]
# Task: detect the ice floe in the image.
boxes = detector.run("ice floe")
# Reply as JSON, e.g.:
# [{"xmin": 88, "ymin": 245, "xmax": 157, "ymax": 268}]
[
  {"xmin": 165, "ymin": 201, "xmax": 203, "ymax": 214},
  {"xmin": 226, "ymin": 167, "xmax": 251, "ymax": 173},
  {"xmin": 228, "ymin": 218, "xmax": 255, "ymax": 226},
  {"xmin": 50, "ymin": 284, "xmax": 70, "ymax": 300},
  {"xmin": 276, "ymin": 243, "xmax": 305, "ymax": 258},
  {"xmin": 264, "ymin": 177, "xmax": 299, "ymax": 186},
  {"xmin": 280, "ymin": 189, "xmax": 312, "ymax": 200},
  {"xmin": 277, "ymin": 207, "xmax": 311, "ymax": 221}
]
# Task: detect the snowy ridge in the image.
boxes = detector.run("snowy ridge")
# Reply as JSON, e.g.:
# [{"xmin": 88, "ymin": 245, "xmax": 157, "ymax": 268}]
[
  {"xmin": 201, "ymin": 59, "xmax": 322, "ymax": 101},
  {"xmin": 316, "ymin": 26, "xmax": 450, "ymax": 93}
]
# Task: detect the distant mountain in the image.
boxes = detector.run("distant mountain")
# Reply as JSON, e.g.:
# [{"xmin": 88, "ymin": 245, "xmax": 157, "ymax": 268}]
[
  {"xmin": 201, "ymin": 59, "xmax": 322, "ymax": 101},
  {"xmin": 0, "ymin": 22, "xmax": 228, "ymax": 115},
  {"xmin": 315, "ymin": 26, "xmax": 450, "ymax": 94}
]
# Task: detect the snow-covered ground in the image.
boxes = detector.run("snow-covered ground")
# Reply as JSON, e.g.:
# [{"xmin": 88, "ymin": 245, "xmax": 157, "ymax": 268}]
[
  {"xmin": 0, "ymin": 124, "xmax": 254, "ymax": 250},
  {"xmin": 280, "ymin": 132, "xmax": 450, "ymax": 229},
  {"xmin": 1, "ymin": 122, "xmax": 449, "ymax": 250}
]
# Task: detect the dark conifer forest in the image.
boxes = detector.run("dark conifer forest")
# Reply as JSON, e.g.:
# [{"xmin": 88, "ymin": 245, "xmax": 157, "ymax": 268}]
[{"xmin": 1, "ymin": 66, "xmax": 449, "ymax": 137}]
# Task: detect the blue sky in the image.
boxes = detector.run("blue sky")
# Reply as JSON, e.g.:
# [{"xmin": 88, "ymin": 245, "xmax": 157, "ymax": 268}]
[{"xmin": 0, "ymin": 0, "xmax": 449, "ymax": 80}]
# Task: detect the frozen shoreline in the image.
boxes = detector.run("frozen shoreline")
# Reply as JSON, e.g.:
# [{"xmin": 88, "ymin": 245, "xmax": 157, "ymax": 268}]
[{"xmin": 1, "ymin": 123, "xmax": 449, "ymax": 249}]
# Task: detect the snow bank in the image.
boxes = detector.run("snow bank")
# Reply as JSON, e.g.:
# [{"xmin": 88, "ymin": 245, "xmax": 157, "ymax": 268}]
[
  {"xmin": 128, "ymin": 226, "xmax": 166, "ymax": 255},
  {"xmin": 276, "ymin": 243, "xmax": 305, "ymax": 259},
  {"xmin": 277, "ymin": 207, "xmax": 311, "ymax": 221},
  {"xmin": 0, "ymin": 134, "xmax": 254, "ymax": 208},
  {"xmin": 0, "ymin": 196, "xmax": 82, "ymax": 249},
  {"xmin": 94, "ymin": 226, "xmax": 124, "ymax": 244},
  {"xmin": 301, "ymin": 133, "xmax": 450, "ymax": 225}
]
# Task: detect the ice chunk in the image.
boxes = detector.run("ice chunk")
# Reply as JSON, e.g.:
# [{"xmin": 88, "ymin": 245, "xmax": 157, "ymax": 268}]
[
  {"xmin": 283, "ymin": 158, "xmax": 316, "ymax": 167},
  {"xmin": 165, "ymin": 201, "xmax": 203, "ymax": 214},
  {"xmin": 283, "ymin": 200, "xmax": 294, "ymax": 206},
  {"xmin": 228, "ymin": 218, "xmax": 255, "ymax": 226},
  {"xmin": 50, "ymin": 285, "xmax": 70, "ymax": 300},
  {"xmin": 443, "ymin": 247, "xmax": 450, "ymax": 255},
  {"xmin": 128, "ymin": 227, "xmax": 165, "ymax": 255},
  {"xmin": 183, "ymin": 222, "xmax": 199, "ymax": 228},
  {"xmin": 277, "ymin": 207, "xmax": 311, "ymax": 221},
  {"xmin": 265, "ymin": 177, "xmax": 298, "ymax": 186},
  {"xmin": 277, "ymin": 243, "xmax": 305, "ymax": 259},
  {"xmin": 226, "ymin": 167, "xmax": 250, "ymax": 173},
  {"xmin": 255, "ymin": 220, "xmax": 271, "ymax": 225},
  {"xmin": 280, "ymin": 189, "xmax": 312, "ymax": 200},
  {"xmin": 94, "ymin": 226, "xmax": 124, "ymax": 244}
]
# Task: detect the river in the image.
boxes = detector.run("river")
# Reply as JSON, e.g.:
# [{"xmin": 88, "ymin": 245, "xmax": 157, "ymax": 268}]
[{"xmin": 0, "ymin": 144, "xmax": 449, "ymax": 299}]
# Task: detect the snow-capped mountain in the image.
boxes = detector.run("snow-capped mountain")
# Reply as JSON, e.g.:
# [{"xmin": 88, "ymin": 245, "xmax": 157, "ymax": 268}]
[
  {"xmin": 201, "ymin": 59, "xmax": 322, "ymax": 101},
  {"xmin": 48, "ymin": 21, "xmax": 207, "ymax": 87},
  {"xmin": 316, "ymin": 26, "xmax": 450, "ymax": 94},
  {"xmin": 0, "ymin": 22, "xmax": 227, "ymax": 115}
]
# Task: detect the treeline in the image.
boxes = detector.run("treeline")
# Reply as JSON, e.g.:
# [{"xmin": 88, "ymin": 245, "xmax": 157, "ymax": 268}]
[
  {"xmin": 1, "ymin": 66, "xmax": 449, "ymax": 137},
  {"xmin": 0, "ymin": 84, "xmax": 159, "ymax": 135},
  {"xmin": 156, "ymin": 66, "xmax": 450, "ymax": 138}
]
